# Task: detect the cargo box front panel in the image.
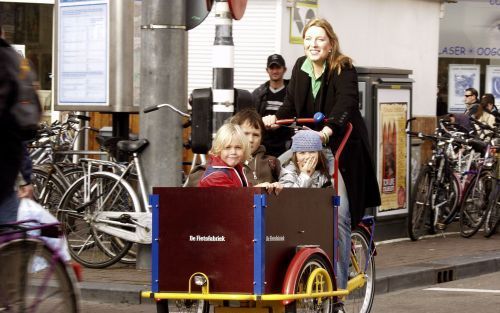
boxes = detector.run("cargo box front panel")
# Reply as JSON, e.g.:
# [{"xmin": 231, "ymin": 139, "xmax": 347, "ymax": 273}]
[
  {"xmin": 154, "ymin": 187, "xmax": 335, "ymax": 294},
  {"xmin": 155, "ymin": 187, "xmax": 258, "ymax": 293}
]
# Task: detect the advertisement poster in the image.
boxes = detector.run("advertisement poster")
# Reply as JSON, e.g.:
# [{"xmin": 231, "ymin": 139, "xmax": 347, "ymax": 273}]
[
  {"xmin": 378, "ymin": 103, "xmax": 408, "ymax": 213},
  {"xmin": 439, "ymin": 1, "xmax": 500, "ymax": 59},
  {"xmin": 290, "ymin": 0, "xmax": 318, "ymax": 44},
  {"xmin": 57, "ymin": 0, "xmax": 109, "ymax": 106},
  {"xmin": 486, "ymin": 65, "xmax": 500, "ymax": 107},
  {"xmin": 447, "ymin": 64, "xmax": 480, "ymax": 113}
]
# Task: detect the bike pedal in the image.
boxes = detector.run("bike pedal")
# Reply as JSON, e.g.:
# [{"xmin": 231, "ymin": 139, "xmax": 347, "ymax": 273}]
[{"xmin": 436, "ymin": 223, "xmax": 446, "ymax": 230}]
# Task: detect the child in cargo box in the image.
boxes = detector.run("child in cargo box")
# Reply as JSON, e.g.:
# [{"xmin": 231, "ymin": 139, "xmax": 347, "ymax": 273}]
[
  {"xmin": 198, "ymin": 123, "xmax": 282, "ymax": 194},
  {"xmin": 279, "ymin": 130, "xmax": 331, "ymax": 188}
]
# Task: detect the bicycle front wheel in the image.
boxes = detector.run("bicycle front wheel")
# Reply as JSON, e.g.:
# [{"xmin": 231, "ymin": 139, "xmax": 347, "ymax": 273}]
[
  {"xmin": 0, "ymin": 238, "xmax": 80, "ymax": 313},
  {"xmin": 459, "ymin": 171, "xmax": 492, "ymax": 238},
  {"xmin": 344, "ymin": 230, "xmax": 375, "ymax": 313},
  {"xmin": 408, "ymin": 165, "xmax": 434, "ymax": 240},
  {"xmin": 58, "ymin": 172, "xmax": 137, "ymax": 268}
]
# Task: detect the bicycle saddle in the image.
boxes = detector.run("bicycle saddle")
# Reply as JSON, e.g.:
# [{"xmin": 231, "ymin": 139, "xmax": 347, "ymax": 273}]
[{"xmin": 117, "ymin": 139, "xmax": 149, "ymax": 154}]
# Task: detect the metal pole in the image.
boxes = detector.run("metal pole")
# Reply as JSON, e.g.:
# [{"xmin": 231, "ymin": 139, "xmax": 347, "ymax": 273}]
[
  {"xmin": 212, "ymin": 0, "xmax": 234, "ymax": 133},
  {"xmin": 138, "ymin": 0, "xmax": 186, "ymax": 269}
]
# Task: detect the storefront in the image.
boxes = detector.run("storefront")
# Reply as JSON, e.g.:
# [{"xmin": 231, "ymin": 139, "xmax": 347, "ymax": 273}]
[
  {"xmin": 438, "ymin": 0, "xmax": 500, "ymax": 113},
  {"xmin": 0, "ymin": 0, "xmax": 54, "ymax": 120}
]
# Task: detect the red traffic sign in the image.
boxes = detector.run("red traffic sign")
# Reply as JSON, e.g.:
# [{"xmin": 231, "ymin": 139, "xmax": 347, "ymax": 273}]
[{"xmin": 228, "ymin": 0, "xmax": 247, "ymax": 20}]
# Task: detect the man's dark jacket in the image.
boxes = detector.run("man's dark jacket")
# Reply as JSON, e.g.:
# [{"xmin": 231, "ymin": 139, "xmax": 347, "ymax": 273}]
[{"xmin": 252, "ymin": 80, "xmax": 292, "ymax": 157}]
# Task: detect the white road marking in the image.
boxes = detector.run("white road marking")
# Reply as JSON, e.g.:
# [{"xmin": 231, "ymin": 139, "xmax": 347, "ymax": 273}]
[
  {"xmin": 424, "ymin": 287, "xmax": 500, "ymax": 294},
  {"xmin": 376, "ymin": 232, "xmax": 460, "ymax": 245}
]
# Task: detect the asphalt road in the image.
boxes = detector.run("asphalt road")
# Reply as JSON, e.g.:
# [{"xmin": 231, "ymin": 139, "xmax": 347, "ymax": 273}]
[
  {"xmin": 80, "ymin": 272, "xmax": 500, "ymax": 313},
  {"xmin": 371, "ymin": 271, "xmax": 500, "ymax": 313}
]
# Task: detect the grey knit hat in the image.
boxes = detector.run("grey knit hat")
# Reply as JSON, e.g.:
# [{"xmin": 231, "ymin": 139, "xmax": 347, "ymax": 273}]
[{"xmin": 291, "ymin": 130, "xmax": 323, "ymax": 152}]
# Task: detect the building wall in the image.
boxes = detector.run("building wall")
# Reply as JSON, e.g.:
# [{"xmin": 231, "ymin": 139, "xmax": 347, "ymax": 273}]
[{"xmin": 279, "ymin": 0, "xmax": 442, "ymax": 117}]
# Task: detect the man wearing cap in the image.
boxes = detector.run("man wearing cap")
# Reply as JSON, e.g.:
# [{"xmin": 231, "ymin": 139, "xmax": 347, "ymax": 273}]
[{"xmin": 252, "ymin": 54, "xmax": 292, "ymax": 158}]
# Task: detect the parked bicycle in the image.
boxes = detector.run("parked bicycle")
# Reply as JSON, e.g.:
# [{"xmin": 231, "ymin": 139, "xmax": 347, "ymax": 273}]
[
  {"xmin": 56, "ymin": 104, "xmax": 187, "ymax": 268},
  {"xmin": 407, "ymin": 118, "xmax": 488, "ymax": 240},
  {"xmin": 0, "ymin": 220, "xmax": 80, "ymax": 312},
  {"xmin": 483, "ymin": 146, "xmax": 500, "ymax": 237}
]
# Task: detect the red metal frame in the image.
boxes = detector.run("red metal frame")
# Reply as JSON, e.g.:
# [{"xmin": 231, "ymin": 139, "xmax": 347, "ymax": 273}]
[{"xmin": 333, "ymin": 123, "xmax": 353, "ymax": 194}]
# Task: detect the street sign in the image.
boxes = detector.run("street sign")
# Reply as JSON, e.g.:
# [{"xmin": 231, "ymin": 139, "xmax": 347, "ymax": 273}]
[
  {"xmin": 228, "ymin": 0, "xmax": 247, "ymax": 20},
  {"xmin": 186, "ymin": 0, "xmax": 214, "ymax": 30}
]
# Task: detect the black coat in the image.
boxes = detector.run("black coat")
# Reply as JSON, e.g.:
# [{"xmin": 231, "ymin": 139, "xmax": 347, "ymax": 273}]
[
  {"xmin": 276, "ymin": 56, "xmax": 381, "ymax": 227},
  {"xmin": 0, "ymin": 38, "xmax": 23, "ymax": 202}
]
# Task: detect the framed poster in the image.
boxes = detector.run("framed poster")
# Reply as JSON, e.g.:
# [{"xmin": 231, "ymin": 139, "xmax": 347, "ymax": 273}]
[
  {"xmin": 447, "ymin": 64, "xmax": 480, "ymax": 113},
  {"xmin": 485, "ymin": 65, "xmax": 500, "ymax": 107},
  {"xmin": 375, "ymin": 87, "xmax": 411, "ymax": 217},
  {"xmin": 56, "ymin": 0, "xmax": 109, "ymax": 107},
  {"xmin": 289, "ymin": 0, "xmax": 318, "ymax": 44}
]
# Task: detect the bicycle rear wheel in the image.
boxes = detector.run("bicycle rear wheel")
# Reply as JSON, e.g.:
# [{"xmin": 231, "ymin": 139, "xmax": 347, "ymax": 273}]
[
  {"xmin": 0, "ymin": 238, "xmax": 79, "ymax": 313},
  {"xmin": 58, "ymin": 172, "xmax": 136, "ymax": 268},
  {"xmin": 408, "ymin": 165, "xmax": 434, "ymax": 240},
  {"xmin": 284, "ymin": 254, "xmax": 335, "ymax": 313},
  {"xmin": 32, "ymin": 167, "xmax": 66, "ymax": 216},
  {"xmin": 459, "ymin": 171, "xmax": 492, "ymax": 238},
  {"xmin": 483, "ymin": 184, "xmax": 500, "ymax": 238},
  {"xmin": 343, "ymin": 230, "xmax": 375, "ymax": 313}
]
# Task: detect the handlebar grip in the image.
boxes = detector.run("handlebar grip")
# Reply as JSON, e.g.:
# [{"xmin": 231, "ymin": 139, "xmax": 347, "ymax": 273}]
[
  {"xmin": 67, "ymin": 118, "xmax": 80, "ymax": 125},
  {"xmin": 406, "ymin": 131, "xmax": 421, "ymax": 137},
  {"xmin": 78, "ymin": 115, "xmax": 90, "ymax": 121},
  {"xmin": 143, "ymin": 105, "xmax": 159, "ymax": 113},
  {"xmin": 70, "ymin": 114, "xmax": 90, "ymax": 122}
]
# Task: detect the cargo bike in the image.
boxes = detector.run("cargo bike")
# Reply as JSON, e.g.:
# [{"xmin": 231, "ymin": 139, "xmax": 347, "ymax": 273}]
[{"xmin": 141, "ymin": 120, "xmax": 376, "ymax": 313}]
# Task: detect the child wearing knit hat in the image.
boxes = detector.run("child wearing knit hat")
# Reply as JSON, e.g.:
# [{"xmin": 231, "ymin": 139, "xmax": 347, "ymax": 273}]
[{"xmin": 279, "ymin": 130, "xmax": 331, "ymax": 188}]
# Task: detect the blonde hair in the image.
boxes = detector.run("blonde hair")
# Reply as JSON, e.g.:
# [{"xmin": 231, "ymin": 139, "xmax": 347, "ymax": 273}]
[
  {"xmin": 302, "ymin": 18, "xmax": 352, "ymax": 76},
  {"xmin": 210, "ymin": 123, "xmax": 251, "ymax": 162}
]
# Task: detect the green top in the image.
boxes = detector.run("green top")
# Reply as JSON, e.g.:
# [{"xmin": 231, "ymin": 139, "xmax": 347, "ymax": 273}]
[{"xmin": 301, "ymin": 58, "xmax": 326, "ymax": 99}]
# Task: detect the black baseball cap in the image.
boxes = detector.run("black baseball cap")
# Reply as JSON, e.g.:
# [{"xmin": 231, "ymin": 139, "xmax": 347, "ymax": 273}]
[{"xmin": 267, "ymin": 54, "xmax": 285, "ymax": 67}]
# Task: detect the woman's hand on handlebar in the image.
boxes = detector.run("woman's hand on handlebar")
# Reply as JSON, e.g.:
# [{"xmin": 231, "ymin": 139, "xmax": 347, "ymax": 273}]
[{"xmin": 262, "ymin": 115, "xmax": 279, "ymax": 129}]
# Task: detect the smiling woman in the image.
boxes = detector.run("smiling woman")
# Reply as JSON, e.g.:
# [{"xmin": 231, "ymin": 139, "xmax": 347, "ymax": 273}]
[{"xmin": 262, "ymin": 18, "xmax": 380, "ymax": 312}]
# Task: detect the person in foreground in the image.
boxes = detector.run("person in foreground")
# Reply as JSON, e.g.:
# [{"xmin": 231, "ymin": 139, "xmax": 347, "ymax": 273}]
[
  {"xmin": 198, "ymin": 123, "xmax": 282, "ymax": 194},
  {"xmin": 279, "ymin": 130, "xmax": 331, "ymax": 188},
  {"xmin": 263, "ymin": 18, "xmax": 381, "ymax": 313}
]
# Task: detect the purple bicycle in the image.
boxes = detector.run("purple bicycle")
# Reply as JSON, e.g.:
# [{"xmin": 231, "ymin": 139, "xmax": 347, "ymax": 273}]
[{"xmin": 0, "ymin": 220, "xmax": 80, "ymax": 312}]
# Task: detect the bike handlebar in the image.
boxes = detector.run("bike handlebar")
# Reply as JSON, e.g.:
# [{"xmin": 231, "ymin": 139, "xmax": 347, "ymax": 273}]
[
  {"xmin": 276, "ymin": 116, "xmax": 352, "ymax": 194},
  {"xmin": 143, "ymin": 103, "xmax": 190, "ymax": 118},
  {"xmin": 407, "ymin": 130, "xmax": 488, "ymax": 151},
  {"xmin": 275, "ymin": 117, "xmax": 330, "ymax": 125}
]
